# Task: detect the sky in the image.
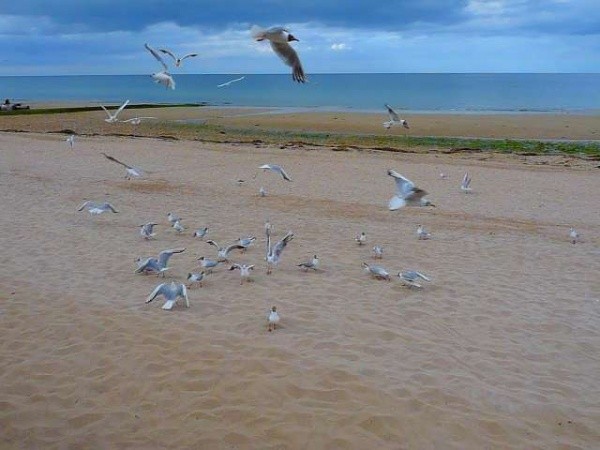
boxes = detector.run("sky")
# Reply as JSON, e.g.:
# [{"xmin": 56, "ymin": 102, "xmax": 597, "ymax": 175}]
[{"xmin": 0, "ymin": 0, "xmax": 599, "ymax": 75}]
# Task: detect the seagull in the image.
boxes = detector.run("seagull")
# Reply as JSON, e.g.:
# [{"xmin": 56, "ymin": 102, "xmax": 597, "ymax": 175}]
[
  {"xmin": 383, "ymin": 104, "xmax": 409, "ymax": 130},
  {"xmin": 251, "ymin": 25, "xmax": 306, "ymax": 83},
  {"xmin": 140, "ymin": 222, "xmax": 158, "ymax": 240},
  {"xmin": 417, "ymin": 224, "xmax": 431, "ymax": 240},
  {"xmin": 387, "ymin": 170, "xmax": 429, "ymax": 210},
  {"xmin": 398, "ymin": 270, "xmax": 431, "ymax": 288},
  {"xmin": 439, "ymin": 172, "xmax": 449, "ymax": 180},
  {"xmin": 372, "ymin": 245, "xmax": 383, "ymax": 259},
  {"xmin": 419, "ymin": 198, "xmax": 436, "ymax": 207},
  {"xmin": 193, "ymin": 227, "xmax": 209, "ymax": 239},
  {"xmin": 237, "ymin": 236, "xmax": 257, "ymax": 252},
  {"xmin": 569, "ymin": 227, "xmax": 580, "ymax": 244},
  {"xmin": 362, "ymin": 262, "xmax": 391, "ymax": 281},
  {"xmin": 158, "ymin": 48, "xmax": 198, "ymax": 67},
  {"xmin": 267, "ymin": 306, "xmax": 280, "ymax": 332},
  {"xmin": 355, "ymin": 232, "xmax": 367, "ymax": 245},
  {"xmin": 77, "ymin": 201, "xmax": 119, "ymax": 215},
  {"xmin": 172, "ymin": 219, "xmax": 185, "ymax": 234},
  {"xmin": 229, "ymin": 263, "xmax": 255, "ymax": 285},
  {"xmin": 135, "ymin": 248, "xmax": 186, "ymax": 277},
  {"xmin": 197, "ymin": 256, "xmax": 221, "ymax": 273},
  {"xmin": 167, "ymin": 212, "xmax": 181, "ymax": 225},
  {"xmin": 461, "ymin": 172, "xmax": 472, "ymax": 193},
  {"xmin": 145, "ymin": 43, "xmax": 176, "ymax": 90},
  {"xmin": 101, "ymin": 153, "xmax": 143, "ymax": 179},
  {"xmin": 265, "ymin": 227, "xmax": 294, "ymax": 274},
  {"xmin": 298, "ymin": 255, "xmax": 319, "ymax": 271},
  {"xmin": 257, "ymin": 164, "xmax": 292, "ymax": 181},
  {"xmin": 217, "ymin": 76, "xmax": 245, "ymax": 88},
  {"xmin": 206, "ymin": 240, "xmax": 245, "ymax": 261},
  {"xmin": 66, "ymin": 134, "xmax": 75, "ymax": 149},
  {"xmin": 146, "ymin": 282, "xmax": 189, "ymax": 310},
  {"xmin": 264, "ymin": 219, "xmax": 272, "ymax": 234},
  {"xmin": 259, "ymin": 186, "xmax": 267, "ymax": 197},
  {"xmin": 186, "ymin": 272, "xmax": 206, "ymax": 288},
  {"xmin": 100, "ymin": 99, "xmax": 130, "ymax": 123},
  {"xmin": 120, "ymin": 117, "xmax": 157, "ymax": 125}
]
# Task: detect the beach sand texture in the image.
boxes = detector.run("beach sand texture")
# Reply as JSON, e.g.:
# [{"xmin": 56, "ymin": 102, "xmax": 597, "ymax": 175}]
[{"xmin": 1, "ymin": 132, "xmax": 599, "ymax": 449}]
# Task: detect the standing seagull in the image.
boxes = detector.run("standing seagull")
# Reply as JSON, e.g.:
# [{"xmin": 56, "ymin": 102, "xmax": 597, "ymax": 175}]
[
  {"xmin": 101, "ymin": 153, "xmax": 143, "ymax": 179},
  {"xmin": 362, "ymin": 263, "xmax": 391, "ymax": 281},
  {"xmin": 100, "ymin": 99, "xmax": 130, "ymax": 123},
  {"xmin": 193, "ymin": 227, "xmax": 209, "ymax": 239},
  {"xmin": 355, "ymin": 231, "xmax": 367, "ymax": 245},
  {"xmin": 146, "ymin": 282, "xmax": 189, "ymax": 310},
  {"xmin": 461, "ymin": 172, "xmax": 473, "ymax": 193},
  {"xmin": 383, "ymin": 104, "xmax": 409, "ymax": 130},
  {"xmin": 144, "ymin": 43, "xmax": 176, "ymax": 90},
  {"xmin": 267, "ymin": 306, "xmax": 280, "ymax": 332},
  {"xmin": 197, "ymin": 256, "xmax": 221, "ymax": 273},
  {"xmin": 187, "ymin": 272, "xmax": 206, "ymax": 288},
  {"xmin": 251, "ymin": 25, "xmax": 306, "ymax": 83},
  {"xmin": 158, "ymin": 48, "xmax": 198, "ymax": 67},
  {"xmin": 140, "ymin": 222, "xmax": 158, "ymax": 240},
  {"xmin": 135, "ymin": 248, "xmax": 186, "ymax": 277},
  {"xmin": 265, "ymin": 227, "xmax": 294, "ymax": 274},
  {"xmin": 298, "ymin": 255, "xmax": 319, "ymax": 271},
  {"xmin": 77, "ymin": 201, "xmax": 119, "ymax": 215},
  {"xmin": 257, "ymin": 164, "xmax": 293, "ymax": 181},
  {"xmin": 417, "ymin": 224, "xmax": 431, "ymax": 240},
  {"xmin": 387, "ymin": 170, "xmax": 428, "ymax": 210},
  {"xmin": 372, "ymin": 245, "xmax": 384, "ymax": 259},
  {"xmin": 398, "ymin": 270, "xmax": 431, "ymax": 288},
  {"xmin": 66, "ymin": 134, "xmax": 75, "ymax": 149},
  {"xmin": 569, "ymin": 227, "xmax": 581, "ymax": 244}
]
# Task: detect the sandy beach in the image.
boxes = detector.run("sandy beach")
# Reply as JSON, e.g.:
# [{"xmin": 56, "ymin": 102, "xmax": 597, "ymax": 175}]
[{"xmin": 1, "ymin": 121, "xmax": 599, "ymax": 449}]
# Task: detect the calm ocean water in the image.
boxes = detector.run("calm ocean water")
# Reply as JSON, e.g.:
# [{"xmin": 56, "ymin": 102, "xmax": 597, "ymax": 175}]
[{"xmin": 1, "ymin": 73, "xmax": 599, "ymax": 113}]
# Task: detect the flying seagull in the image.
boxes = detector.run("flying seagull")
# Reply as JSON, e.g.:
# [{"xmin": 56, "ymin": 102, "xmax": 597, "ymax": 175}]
[
  {"xmin": 251, "ymin": 25, "xmax": 306, "ymax": 83},
  {"xmin": 257, "ymin": 164, "xmax": 292, "ymax": 181},
  {"xmin": 77, "ymin": 201, "xmax": 119, "ymax": 215},
  {"xmin": 383, "ymin": 104, "xmax": 409, "ymax": 130},
  {"xmin": 229, "ymin": 263, "xmax": 255, "ymax": 285},
  {"xmin": 265, "ymin": 227, "xmax": 294, "ymax": 274},
  {"xmin": 387, "ymin": 170, "xmax": 428, "ymax": 210},
  {"xmin": 217, "ymin": 76, "xmax": 245, "ymax": 88},
  {"xmin": 100, "ymin": 99, "xmax": 130, "ymax": 123},
  {"xmin": 140, "ymin": 222, "xmax": 158, "ymax": 239},
  {"xmin": 146, "ymin": 282, "xmax": 189, "ymax": 310},
  {"xmin": 101, "ymin": 152, "xmax": 143, "ymax": 179},
  {"xmin": 120, "ymin": 117, "xmax": 157, "ymax": 125},
  {"xmin": 206, "ymin": 240, "xmax": 245, "ymax": 261},
  {"xmin": 158, "ymin": 48, "xmax": 198, "ymax": 67},
  {"xmin": 461, "ymin": 172, "xmax": 472, "ymax": 193},
  {"xmin": 144, "ymin": 43, "xmax": 176, "ymax": 90},
  {"xmin": 135, "ymin": 248, "xmax": 186, "ymax": 277}
]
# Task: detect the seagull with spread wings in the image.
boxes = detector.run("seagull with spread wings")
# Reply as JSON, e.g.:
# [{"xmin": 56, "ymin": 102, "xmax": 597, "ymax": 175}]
[
  {"xmin": 101, "ymin": 152, "xmax": 143, "ymax": 179},
  {"xmin": 158, "ymin": 48, "xmax": 198, "ymax": 67},
  {"xmin": 383, "ymin": 104, "xmax": 409, "ymax": 130},
  {"xmin": 251, "ymin": 25, "xmax": 306, "ymax": 83},
  {"xmin": 144, "ymin": 43, "xmax": 175, "ymax": 90},
  {"xmin": 100, "ymin": 99, "xmax": 129, "ymax": 123}
]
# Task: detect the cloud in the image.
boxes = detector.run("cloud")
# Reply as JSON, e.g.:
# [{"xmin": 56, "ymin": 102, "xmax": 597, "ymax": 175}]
[{"xmin": 330, "ymin": 43, "xmax": 350, "ymax": 51}]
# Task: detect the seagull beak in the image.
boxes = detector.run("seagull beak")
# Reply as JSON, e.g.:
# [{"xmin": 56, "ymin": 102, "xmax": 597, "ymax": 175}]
[{"xmin": 288, "ymin": 35, "xmax": 299, "ymax": 42}]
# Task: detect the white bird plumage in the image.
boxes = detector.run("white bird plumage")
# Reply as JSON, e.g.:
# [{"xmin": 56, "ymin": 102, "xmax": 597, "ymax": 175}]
[
  {"xmin": 146, "ymin": 282, "xmax": 189, "ymax": 310},
  {"xmin": 398, "ymin": 270, "xmax": 431, "ymax": 288},
  {"xmin": 251, "ymin": 25, "xmax": 306, "ymax": 83},
  {"xmin": 206, "ymin": 240, "xmax": 245, "ymax": 261},
  {"xmin": 267, "ymin": 306, "xmax": 280, "ymax": 332},
  {"xmin": 569, "ymin": 227, "xmax": 580, "ymax": 244},
  {"xmin": 158, "ymin": 48, "xmax": 198, "ymax": 67},
  {"xmin": 417, "ymin": 224, "xmax": 431, "ymax": 240},
  {"xmin": 257, "ymin": 164, "xmax": 293, "ymax": 181},
  {"xmin": 101, "ymin": 152, "xmax": 143, "ymax": 179},
  {"xmin": 140, "ymin": 222, "xmax": 158, "ymax": 240},
  {"xmin": 135, "ymin": 248, "xmax": 186, "ymax": 277},
  {"xmin": 298, "ymin": 255, "xmax": 319, "ymax": 271},
  {"xmin": 461, "ymin": 172, "xmax": 472, "ymax": 193},
  {"xmin": 229, "ymin": 263, "xmax": 255, "ymax": 284},
  {"xmin": 355, "ymin": 231, "xmax": 367, "ymax": 245},
  {"xmin": 217, "ymin": 76, "xmax": 245, "ymax": 88},
  {"xmin": 372, "ymin": 245, "xmax": 383, "ymax": 259},
  {"xmin": 144, "ymin": 43, "xmax": 176, "ymax": 90},
  {"xmin": 100, "ymin": 99, "xmax": 130, "ymax": 123},
  {"xmin": 265, "ymin": 227, "xmax": 294, "ymax": 274},
  {"xmin": 66, "ymin": 134, "xmax": 75, "ymax": 149},
  {"xmin": 383, "ymin": 104, "xmax": 409, "ymax": 130},
  {"xmin": 77, "ymin": 201, "xmax": 119, "ymax": 215},
  {"xmin": 387, "ymin": 170, "xmax": 428, "ymax": 210},
  {"xmin": 362, "ymin": 262, "xmax": 391, "ymax": 281}
]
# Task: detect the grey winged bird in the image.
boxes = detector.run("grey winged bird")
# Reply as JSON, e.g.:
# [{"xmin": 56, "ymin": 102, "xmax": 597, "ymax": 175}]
[
  {"xmin": 362, "ymin": 262, "xmax": 391, "ymax": 281},
  {"xmin": 77, "ymin": 201, "xmax": 119, "ymax": 215},
  {"xmin": 251, "ymin": 25, "xmax": 306, "ymax": 83},
  {"xmin": 461, "ymin": 172, "xmax": 472, "ymax": 193},
  {"xmin": 140, "ymin": 222, "xmax": 158, "ymax": 239},
  {"xmin": 101, "ymin": 152, "xmax": 143, "ymax": 179},
  {"xmin": 257, "ymin": 164, "xmax": 293, "ymax": 181},
  {"xmin": 100, "ymin": 99, "xmax": 129, "ymax": 123},
  {"xmin": 158, "ymin": 48, "xmax": 198, "ymax": 67},
  {"xmin": 144, "ymin": 43, "xmax": 176, "ymax": 90},
  {"xmin": 146, "ymin": 282, "xmax": 189, "ymax": 310},
  {"xmin": 205, "ymin": 240, "xmax": 245, "ymax": 261},
  {"xmin": 265, "ymin": 226, "xmax": 294, "ymax": 274},
  {"xmin": 397, "ymin": 270, "xmax": 431, "ymax": 288},
  {"xmin": 387, "ymin": 170, "xmax": 428, "ymax": 210},
  {"xmin": 383, "ymin": 104, "xmax": 409, "ymax": 130},
  {"xmin": 135, "ymin": 248, "xmax": 186, "ymax": 277}
]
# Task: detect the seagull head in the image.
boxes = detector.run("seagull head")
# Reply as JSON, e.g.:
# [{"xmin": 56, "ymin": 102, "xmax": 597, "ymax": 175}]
[{"xmin": 287, "ymin": 34, "xmax": 299, "ymax": 42}]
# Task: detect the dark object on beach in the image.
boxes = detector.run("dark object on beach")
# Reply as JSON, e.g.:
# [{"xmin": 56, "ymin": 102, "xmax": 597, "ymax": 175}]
[{"xmin": 1, "ymin": 99, "xmax": 30, "ymax": 112}]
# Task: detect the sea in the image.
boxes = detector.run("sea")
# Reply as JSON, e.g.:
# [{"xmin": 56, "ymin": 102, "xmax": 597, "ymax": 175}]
[{"xmin": 1, "ymin": 73, "xmax": 599, "ymax": 114}]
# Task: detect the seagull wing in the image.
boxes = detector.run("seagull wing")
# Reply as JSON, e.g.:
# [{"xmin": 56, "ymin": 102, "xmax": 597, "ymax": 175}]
[
  {"xmin": 223, "ymin": 244, "xmax": 245, "ymax": 256},
  {"xmin": 158, "ymin": 48, "xmax": 177, "ymax": 63},
  {"xmin": 269, "ymin": 41, "xmax": 306, "ymax": 83},
  {"xmin": 272, "ymin": 232, "xmax": 294, "ymax": 259},
  {"xmin": 413, "ymin": 271, "xmax": 431, "ymax": 281},
  {"xmin": 205, "ymin": 240, "xmax": 221, "ymax": 250},
  {"xmin": 181, "ymin": 53, "xmax": 198, "ymax": 61},
  {"xmin": 158, "ymin": 248, "xmax": 186, "ymax": 268},
  {"xmin": 388, "ymin": 170, "xmax": 415, "ymax": 197},
  {"xmin": 114, "ymin": 99, "xmax": 130, "ymax": 118},
  {"xmin": 100, "ymin": 105, "xmax": 113, "ymax": 119},
  {"xmin": 102, "ymin": 203, "xmax": 119, "ymax": 213},
  {"xmin": 146, "ymin": 283, "xmax": 168, "ymax": 303},
  {"xmin": 145, "ymin": 43, "xmax": 168, "ymax": 71},
  {"xmin": 101, "ymin": 152, "xmax": 133, "ymax": 169},
  {"xmin": 385, "ymin": 104, "xmax": 400, "ymax": 122},
  {"xmin": 77, "ymin": 201, "xmax": 91, "ymax": 211}
]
